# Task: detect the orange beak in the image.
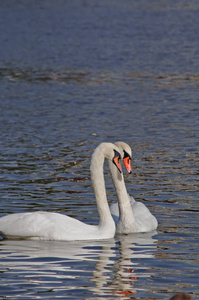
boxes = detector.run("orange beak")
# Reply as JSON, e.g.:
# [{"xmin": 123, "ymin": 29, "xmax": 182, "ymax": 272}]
[
  {"xmin": 123, "ymin": 156, "xmax": 132, "ymax": 174},
  {"xmin": 113, "ymin": 156, "xmax": 122, "ymax": 173}
]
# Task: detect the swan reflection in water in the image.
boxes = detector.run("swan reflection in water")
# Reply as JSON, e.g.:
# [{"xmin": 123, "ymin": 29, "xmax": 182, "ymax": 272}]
[
  {"xmin": 91, "ymin": 232, "xmax": 157, "ymax": 297},
  {"xmin": 0, "ymin": 232, "xmax": 157, "ymax": 297}
]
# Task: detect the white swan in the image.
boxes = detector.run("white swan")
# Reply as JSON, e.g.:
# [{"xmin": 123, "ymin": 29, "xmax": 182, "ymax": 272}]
[
  {"xmin": 0, "ymin": 143, "xmax": 123, "ymax": 241},
  {"xmin": 109, "ymin": 141, "xmax": 158, "ymax": 234}
]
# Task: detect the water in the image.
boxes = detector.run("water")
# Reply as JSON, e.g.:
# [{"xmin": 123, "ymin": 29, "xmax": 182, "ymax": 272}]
[{"xmin": 0, "ymin": 0, "xmax": 199, "ymax": 299}]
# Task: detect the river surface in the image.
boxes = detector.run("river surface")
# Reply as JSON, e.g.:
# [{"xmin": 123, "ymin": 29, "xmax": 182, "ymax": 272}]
[{"xmin": 0, "ymin": 1, "xmax": 198, "ymax": 299}]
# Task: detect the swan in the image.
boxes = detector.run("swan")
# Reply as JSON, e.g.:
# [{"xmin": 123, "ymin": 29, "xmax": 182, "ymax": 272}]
[
  {"xmin": 0, "ymin": 142, "xmax": 123, "ymax": 241},
  {"xmin": 109, "ymin": 141, "xmax": 158, "ymax": 234}
]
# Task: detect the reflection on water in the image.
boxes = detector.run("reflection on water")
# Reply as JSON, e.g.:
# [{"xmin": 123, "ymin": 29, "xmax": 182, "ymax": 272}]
[
  {"xmin": 0, "ymin": 233, "xmax": 157, "ymax": 298},
  {"xmin": 2, "ymin": 67, "xmax": 199, "ymax": 88}
]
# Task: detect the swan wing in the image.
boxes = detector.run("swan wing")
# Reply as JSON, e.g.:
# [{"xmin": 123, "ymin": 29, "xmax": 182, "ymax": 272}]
[
  {"xmin": 0, "ymin": 212, "xmax": 100, "ymax": 241},
  {"xmin": 110, "ymin": 194, "xmax": 136, "ymax": 218},
  {"xmin": 110, "ymin": 195, "xmax": 158, "ymax": 232},
  {"xmin": 129, "ymin": 197, "xmax": 158, "ymax": 232}
]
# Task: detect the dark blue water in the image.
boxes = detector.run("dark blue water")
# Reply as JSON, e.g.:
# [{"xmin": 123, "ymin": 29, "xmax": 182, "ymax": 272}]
[{"xmin": 0, "ymin": 1, "xmax": 198, "ymax": 299}]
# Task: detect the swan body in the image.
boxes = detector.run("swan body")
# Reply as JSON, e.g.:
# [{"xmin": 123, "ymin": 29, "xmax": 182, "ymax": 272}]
[
  {"xmin": 0, "ymin": 211, "xmax": 104, "ymax": 241},
  {"xmin": 110, "ymin": 195, "xmax": 158, "ymax": 233},
  {"xmin": 110, "ymin": 141, "xmax": 158, "ymax": 234},
  {"xmin": 0, "ymin": 143, "xmax": 122, "ymax": 241}
]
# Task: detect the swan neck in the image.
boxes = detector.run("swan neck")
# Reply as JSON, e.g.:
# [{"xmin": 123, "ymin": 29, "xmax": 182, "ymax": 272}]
[
  {"xmin": 109, "ymin": 160, "xmax": 136, "ymax": 225},
  {"xmin": 90, "ymin": 148, "xmax": 115, "ymax": 228}
]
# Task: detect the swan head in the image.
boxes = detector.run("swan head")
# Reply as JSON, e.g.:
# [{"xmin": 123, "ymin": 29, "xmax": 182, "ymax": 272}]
[
  {"xmin": 95, "ymin": 143, "xmax": 123, "ymax": 174},
  {"xmin": 114, "ymin": 141, "xmax": 132, "ymax": 174}
]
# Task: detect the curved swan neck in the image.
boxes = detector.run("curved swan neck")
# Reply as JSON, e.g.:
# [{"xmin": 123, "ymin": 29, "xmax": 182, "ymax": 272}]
[
  {"xmin": 108, "ymin": 160, "xmax": 136, "ymax": 232},
  {"xmin": 90, "ymin": 145, "xmax": 115, "ymax": 229}
]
